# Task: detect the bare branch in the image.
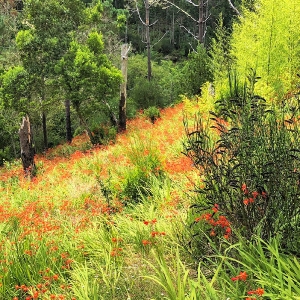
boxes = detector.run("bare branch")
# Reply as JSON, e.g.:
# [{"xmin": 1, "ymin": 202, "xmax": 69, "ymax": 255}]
[
  {"xmin": 150, "ymin": 19, "xmax": 158, "ymax": 27},
  {"xmin": 177, "ymin": 22, "xmax": 199, "ymax": 41},
  {"xmin": 135, "ymin": 0, "xmax": 147, "ymax": 26},
  {"xmin": 228, "ymin": 0, "xmax": 241, "ymax": 16},
  {"xmin": 162, "ymin": 0, "xmax": 198, "ymax": 23},
  {"xmin": 152, "ymin": 31, "xmax": 169, "ymax": 47},
  {"xmin": 189, "ymin": 42, "xmax": 197, "ymax": 53},
  {"xmin": 185, "ymin": 0, "xmax": 199, "ymax": 7}
]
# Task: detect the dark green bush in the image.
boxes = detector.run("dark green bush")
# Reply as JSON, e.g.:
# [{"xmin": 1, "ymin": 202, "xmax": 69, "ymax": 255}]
[
  {"xmin": 184, "ymin": 75, "xmax": 300, "ymax": 255},
  {"xmin": 143, "ymin": 106, "xmax": 160, "ymax": 123},
  {"xmin": 130, "ymin": 77, "xmax": 164, "ymax": 109},
  {"xmin": 90, "ymin": 123, "xmax": 117, "ymax": 145},
  {"xmin": 181, "ymin": 44, "xmax": 212, "ymax": 96}
]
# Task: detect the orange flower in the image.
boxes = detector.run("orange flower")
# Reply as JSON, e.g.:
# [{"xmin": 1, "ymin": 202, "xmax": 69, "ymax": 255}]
[
  {"xmin": 231, "ymin": 271, "xmax": 248, "ymax": 281},
  {"xmin": 244, "ymin": 198, "xmax": 249, "ymax": 205},
  {"xmin": 142, "ymin": 240, "xmax": 151, "ymax": 246},
  {"xmin": 211, "ymin": 203, "xmax": 218, "ymax": 213},
  {"xmin": 247, "ymin": 288, "xmax": 264, "ymax": 296},
  {"xmin": 242, "ymin": 183, "xmax": 249, "ymax": 194},
  {"xmin": 249, "ymin": 198, "xmax": 254, "ymax": 204},
  {"xmin": 52, "ymin": 274, "xmax": 59, "ymax": 281}
]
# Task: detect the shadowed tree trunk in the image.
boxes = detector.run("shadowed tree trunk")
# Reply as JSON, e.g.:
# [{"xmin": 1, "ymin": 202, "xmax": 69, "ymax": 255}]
[
  {"xmin": 65, "ymin": 99, "xmax": 72, "ymax": 143},
  {"xmin": 118, "ymin": 43, "xmax": 129, "ymax": 132},
  {"xmin": 19, "ymin": 115, "xmax": 36, "ymax": 177}
]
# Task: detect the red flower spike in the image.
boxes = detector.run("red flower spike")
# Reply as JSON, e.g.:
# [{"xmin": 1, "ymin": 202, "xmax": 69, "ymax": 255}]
[
  {"xmin": 243, "ymin": 199, "xmax": 249, "ymax": 205},
  {"xmin": 247, "ymin": 288, "xmax": 264, "ymax": 296},
  {"xmin": 212, "ymin": 204, "xmax": 219, "ymax": 213},
  {"xmin": 249, "ymin": 198, "xmax": 254, "ymax": 204},
  {"xmin": 231, "ymin": 271, "xmax": 248, "ymax": 281}
]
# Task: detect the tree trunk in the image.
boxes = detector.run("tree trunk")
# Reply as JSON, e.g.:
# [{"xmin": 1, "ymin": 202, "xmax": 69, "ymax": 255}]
[
  {"xmin": 19, "ymin": 116, "xmax": 36, "ymax": 178},
  {"xmin": 74, "ymin": 106, "xmax": 94, "ymax": 144},
  {"xmin": 198, "ymin": 0, "xmax": 204, "ymax": 44},
  {"xmin": 145, "ymin": 0, "xmax": 152, "ymax": 81},
  {"xmin": 65, "ymin": 99, "xmax": 72, "ymax": 143},
  {"xmin": 118, "ymin": 43, "xmax": 129, "ymax": 132},
  {"xmin": 42, "ymin": 111, "xmax": 48, "ymax": 150}
]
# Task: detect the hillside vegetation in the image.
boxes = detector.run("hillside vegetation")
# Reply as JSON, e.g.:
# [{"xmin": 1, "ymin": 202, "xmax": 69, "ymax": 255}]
[{"xmin": 1, "ymin": 0, "xmax": 300, "ymax": 299}]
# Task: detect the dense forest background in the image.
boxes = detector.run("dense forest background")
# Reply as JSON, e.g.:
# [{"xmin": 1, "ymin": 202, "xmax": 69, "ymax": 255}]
[{"xmin": 0, "ymin": 0, "xmax": 299, "ymax": 165}]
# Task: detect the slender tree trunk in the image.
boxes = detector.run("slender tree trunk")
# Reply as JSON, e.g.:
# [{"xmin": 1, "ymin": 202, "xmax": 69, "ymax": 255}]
[
  {"xmin": 198, "ymin": 0, "xmax": 204, "ymax": 44},
  {"xmin": 19, "ymin": 115, "xmax": 36, "ymax": 178},
  {"xmin": 10, "ymin": 133, "xmax": 17, "ymax": 158},
  {"xmin": 145, "ymin": 0, "xmax": 152, "ymax": 81},
  {"xmin": 74, "ymin": 106, "xmax": 94, "ymax": 144},
  {"xmin": 119, "ymin": 43, "xmax": 129, "ymax": 132},
  {"xmin": 102, "ymin": 100, "xmax": 118, "ymax": 127},
  {"xmin": 65, "ymin": 99, "xmax": 72, "ymax": 143},
  {"xmin": 42, "ymin": 111, "xmax": 48, "ymax": 150}
]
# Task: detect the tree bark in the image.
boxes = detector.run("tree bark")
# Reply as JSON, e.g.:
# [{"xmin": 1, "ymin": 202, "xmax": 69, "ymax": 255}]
[
  {"xmin": 74, "ymin": 106, "xmax": 94, "ymax": 144},
  {"xmin": 65, "ymin": 99, "xmax": 72, "ymax": 143},
  {"xmin": 42, "ymin": 111, "xmax": 48, "ymax": 150},
  {"xmin": 118, "ymin": 43, "xmax": 129, "ymax": 132},
  {"xmin": 145, "ymin": 0, "xmax": 152, "ymax": 81},
  {"xmin": 19, "ymin": 115, "xmax": 35, "ymax": 178},
  {"xmin": 198, "ymin": 0, "xmax": 204, "ymax": 44}
]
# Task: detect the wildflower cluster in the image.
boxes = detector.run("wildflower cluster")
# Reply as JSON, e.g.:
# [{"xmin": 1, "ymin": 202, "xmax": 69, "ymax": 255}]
[
  {"xmin": 110, "ymin": 237, "xmax": 124, "ymax": 257},
  {"xmin": 195, "ymin": 204, "xmax": 232, "ymax": 239},
  {"xmin": 142, "ymin": 218, "xmax": 166, "ymax": 247},
  {"xmin": 241, "ymin": 183, "xmax": 267, "ymax": 206},
  {"xmin": 231, "ymin": 271, "xmax": 264, "ymax": 299}
]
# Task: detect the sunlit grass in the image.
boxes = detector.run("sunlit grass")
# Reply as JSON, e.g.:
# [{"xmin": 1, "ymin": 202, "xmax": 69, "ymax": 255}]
[{"xmin": 0, "ymin": 99, "xmax": 299, "ymax": 299}]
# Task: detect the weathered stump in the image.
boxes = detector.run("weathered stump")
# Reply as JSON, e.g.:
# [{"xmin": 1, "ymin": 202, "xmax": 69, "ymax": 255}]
[{"xmin": 19, "ymin": 116, "xmax": 36, "ymax": 178}]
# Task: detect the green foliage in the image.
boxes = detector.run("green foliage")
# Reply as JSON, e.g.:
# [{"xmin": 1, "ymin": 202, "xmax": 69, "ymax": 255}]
[
  {"xmin": 55, "ymin": 30, "xmax": 122, "ymax": 144},
  {"xmin": 90, "ymin": 124, "xmax": 117, "ymax": 145},
  {"xmin": 0, "ymin": 65, "xmax": 30, "ymax": 112},
  {"xmin": 228, "ymin": 0, "xmax": 300, "ymax": 100},
  {"xmin": 184, "ymin": 76, "xmax": 300, "ymax": 254},
  {"xmin": 120, "ymin": 137, "xmax": 165, "ymax": 204},
  {"xmin": 144, "ymin": 106, "xmax": 161, "ymax": 123},
  {"xmin": 127, "ymin": 54, "xmax": 185, "ymax": 110},
  {"xmin": 130, "ymin": 77, "xmax": 164, "ymax": 109},
  {"xmin": 181, "ymin": 44, "xmax": 212, "ymax": 96}
]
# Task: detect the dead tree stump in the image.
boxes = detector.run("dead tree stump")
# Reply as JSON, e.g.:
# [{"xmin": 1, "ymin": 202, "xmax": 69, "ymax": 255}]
[{"xmin": 19, "ymin": 116, "xmax": 36, "ymax": 177}]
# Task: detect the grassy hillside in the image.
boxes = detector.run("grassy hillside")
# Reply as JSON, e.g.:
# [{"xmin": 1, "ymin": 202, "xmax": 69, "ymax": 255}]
[
  {"xmin": 1, "ymin": 97, "xmax": 300, "ymax": 300},
  {"xmin": 0, "ymin": 100, "xmax": 201, "ymax": 299}
]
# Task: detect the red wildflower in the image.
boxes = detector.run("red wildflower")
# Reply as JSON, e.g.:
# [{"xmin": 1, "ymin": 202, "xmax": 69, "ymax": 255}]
[
  {"xmin": 252, "ymin": 191, "xmax": 259, "ymax": 199},
  {"xmin": 261, "ymin": 191, "xmax": 267, "ymax": 198},
  {"xmin": 212, "ymin": 204, "xmax": 219, "ymax": 213},
  {"xmin": 243, "ymin": 198, "xmax": 249, "ymax": 205},
  {"xmin": 142, "ymin": 240, "xmax": 151, "ymax": 246},
  {"xmin": 242, "ymin": 183, "xmax": 249, "ymax": 194},
  {"xmin": 151, "ymin": 231, "xmax": 159, "ymax": 237},
  {"xmin": 210, "ymin": 230, "xmax": 216, "ymax": 237},
  {"xmin": 231, "ymin": 271, "xmax": 248, "ymax": 281},
  {"xmin": 52, "ymin": 274, "xmax": 59, "ymax": 281},
  {"xmin": 247, "ymin": 288, "xmax": 264, "ymax": 296}
]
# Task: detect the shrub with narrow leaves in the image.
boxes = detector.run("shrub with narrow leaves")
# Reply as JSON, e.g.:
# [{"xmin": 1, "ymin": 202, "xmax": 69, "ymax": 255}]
[{"xmin": 184, "ymin": 75, "xmax": 300, "ymax": 254}]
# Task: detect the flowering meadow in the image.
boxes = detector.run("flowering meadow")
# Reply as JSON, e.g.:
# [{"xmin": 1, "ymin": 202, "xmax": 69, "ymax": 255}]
[{"xmin": 0, "ymin": 96, "xmax": 300, "ymax": 300}]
